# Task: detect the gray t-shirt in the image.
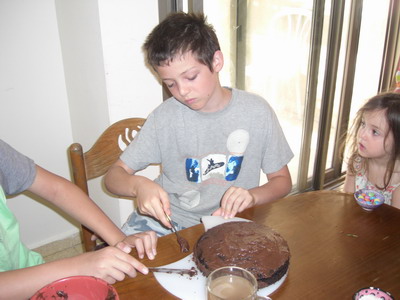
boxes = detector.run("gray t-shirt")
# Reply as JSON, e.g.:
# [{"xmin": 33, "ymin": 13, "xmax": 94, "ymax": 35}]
[
  {"xmin": 0, "ymin": 139, "xmax": 44, "ymax": 270},
  {"xmin": 0, "ymin": 139, "xmax": 36, "ymax": 195},
  {"xmin": 121, "ymin": 88, "xmax": 293, "ymax": 227}
]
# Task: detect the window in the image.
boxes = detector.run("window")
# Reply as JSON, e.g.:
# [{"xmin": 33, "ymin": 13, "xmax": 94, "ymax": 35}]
[{"xmin": 203, "ymin": 0, "xmax": 399, "ymax": 192}]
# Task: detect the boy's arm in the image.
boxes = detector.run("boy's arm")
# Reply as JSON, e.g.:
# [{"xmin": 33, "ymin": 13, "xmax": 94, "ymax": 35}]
[
  {"xmin": 103, "ymin": 159, "xmax": 139, "ymax": 198},
  {"xmin": 250, "ymin": 165, "xmax": 292, "ymax": 205},
  {"xmin": 29, "ymin": 165, "xmax": 157, "ymax": 258},
  {"xmin": 104, "ymin": 159, "xmax": 171, "ymax": 228},
  {"xmin": 214, "ymin": 165, "xmax": 292, "ymax": 218},
  {"xmin": 0, "ymin": 246, "xmax": 148, "ymax": 300}
]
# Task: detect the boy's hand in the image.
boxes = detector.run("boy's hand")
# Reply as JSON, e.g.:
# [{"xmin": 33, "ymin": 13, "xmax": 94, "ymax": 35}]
[
  {"xmin": 117, "ymin": 231, "xmax": 158, "ymax": 260},
  {"xmin": 135, "ymin": 180, "xmax": 172, "ymax": 228},
  {"xmin": 76, "ymin": 246, "xmax": 149, "ymax": 284},
  {"xmin": 212, "ymin": 186, "xmax": 255, "ymax": 218}
]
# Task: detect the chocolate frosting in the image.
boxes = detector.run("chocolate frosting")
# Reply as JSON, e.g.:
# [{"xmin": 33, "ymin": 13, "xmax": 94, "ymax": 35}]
[{"xmin": 193, "ymin": 221, "xmax": 290, "ymax": 288}]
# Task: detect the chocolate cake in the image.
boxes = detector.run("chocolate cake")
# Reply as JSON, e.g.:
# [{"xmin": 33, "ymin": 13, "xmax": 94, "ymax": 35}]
[{"xmin": 193, "ymin": 221, "xmax": 290, "ymax": 288}]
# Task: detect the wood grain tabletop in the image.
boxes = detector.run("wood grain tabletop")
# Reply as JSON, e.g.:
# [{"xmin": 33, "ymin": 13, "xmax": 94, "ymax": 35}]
[{"xmin": 113, "ymin": 190, "xmax": 400, "ymax": 299}]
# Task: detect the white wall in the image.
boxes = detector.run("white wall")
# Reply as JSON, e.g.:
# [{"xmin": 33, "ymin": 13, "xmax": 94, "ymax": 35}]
[
  {"xmin": 0, "ymin": 0, "xmax": 162, "ymax": 248},
  {"xmin": 97, "ymin": 0, "xmax": 162, "ymax": 224}
]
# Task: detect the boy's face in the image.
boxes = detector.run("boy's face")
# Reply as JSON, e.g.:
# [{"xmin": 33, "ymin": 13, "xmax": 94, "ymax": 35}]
[{"xmin": 155, "ymin": 51, "xmax": 226, "ymax": 113}]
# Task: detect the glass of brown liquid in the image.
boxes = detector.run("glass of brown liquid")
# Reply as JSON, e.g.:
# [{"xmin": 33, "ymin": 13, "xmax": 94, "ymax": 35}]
[{"xmin": 206, "ymin": 266, "xmax": 271, "ymax": 300}]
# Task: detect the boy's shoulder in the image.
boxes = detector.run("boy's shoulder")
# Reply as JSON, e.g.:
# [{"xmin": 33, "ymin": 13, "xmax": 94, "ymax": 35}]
[
  {"xmin": 232, "ymin": 88, "xmax": 274, "ymax": 112},
  {"xmin": 151, "ymin": 97, "xmax": 181, "ymax": 114},
  {"xmin": 149, "ymin": 88, "xmax": 273, "ymax": 118},
  {"xmin": 233, "ymin": 88, "xmax": 269, "ymax": 102}
]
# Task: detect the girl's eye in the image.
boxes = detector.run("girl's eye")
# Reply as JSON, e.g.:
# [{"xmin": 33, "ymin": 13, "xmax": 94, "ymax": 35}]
[
  {"xmin": 188, "ymin": 74, "xmax": 197, "ymax": 81},
  {"xmin": 372, "ymin": 129, "xmax": 380, "ymax": 136},
  {"xmin": 165, "ymin": 82, "xmax": 174, "ymax": 88}
]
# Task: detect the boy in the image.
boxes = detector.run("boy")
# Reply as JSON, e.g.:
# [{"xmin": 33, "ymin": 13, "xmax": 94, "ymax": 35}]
[
  {"xmin": 105, "ymin": 12, "xmax": 293, "ymax": 236},
  {"xmin": 0, "ymin": 139, "xmax": 157, "ymax": 299}
]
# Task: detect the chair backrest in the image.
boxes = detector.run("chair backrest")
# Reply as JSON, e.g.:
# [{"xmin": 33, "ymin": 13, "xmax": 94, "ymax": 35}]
[{"xmin": 68, "ymin": 117, "xmax": 146, "ymax": 251}]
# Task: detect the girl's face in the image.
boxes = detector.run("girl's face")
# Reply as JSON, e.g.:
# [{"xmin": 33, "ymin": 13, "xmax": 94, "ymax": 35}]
[{"xmin": 357, "ymin": 109, "xmax": 394, "ymax": 160}]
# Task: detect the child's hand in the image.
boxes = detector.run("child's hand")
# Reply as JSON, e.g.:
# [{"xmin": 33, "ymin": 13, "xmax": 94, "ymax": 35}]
[
  {"xmin": 212, "ymin": 186, "xmax": 255, "ymax": 219},
  {"xmin": 135, "ymin": 179, "xmax": 171, "ymax": 228},
  {"xmin": 118, "ymin": 231, "xmax": 158, "ymax": 260},
  {"xmin": 75, "ymin": 246, "xmax": 149, "ymax": 284}
]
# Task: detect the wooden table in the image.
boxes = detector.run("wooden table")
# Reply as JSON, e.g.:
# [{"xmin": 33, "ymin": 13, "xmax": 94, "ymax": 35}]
[{"xmin": 113, "ymin": 190, "xmax": 400, "ymax": 299}]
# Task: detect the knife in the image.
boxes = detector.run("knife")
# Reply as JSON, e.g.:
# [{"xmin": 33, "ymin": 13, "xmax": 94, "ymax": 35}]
[{"xmin": 148, "ymin": 267, "xmax": 197, "ymax": 277}]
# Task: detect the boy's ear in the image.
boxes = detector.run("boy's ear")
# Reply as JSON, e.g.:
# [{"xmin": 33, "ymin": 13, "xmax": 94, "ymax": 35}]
[{"xmin": 212, "ymin": 50, "xmax": 224, "ymax": 72}]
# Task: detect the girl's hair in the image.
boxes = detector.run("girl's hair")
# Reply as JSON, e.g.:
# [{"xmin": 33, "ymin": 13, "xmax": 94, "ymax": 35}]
[
  {"xmin": 345, "ymin": 92, "xmax": 400, "ymax": 189},
  {"xmin": 143, "ymin": 12, "xmax": 220, "ymax": 71}
]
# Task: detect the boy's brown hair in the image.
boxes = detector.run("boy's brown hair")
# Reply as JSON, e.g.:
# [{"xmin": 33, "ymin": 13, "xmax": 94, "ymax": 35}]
[{"xmin": 143, "ymin": 12, "xmax": 220, "ymax": 71}]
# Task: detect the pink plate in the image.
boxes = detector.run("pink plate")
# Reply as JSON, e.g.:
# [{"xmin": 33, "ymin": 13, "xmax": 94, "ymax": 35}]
[
  {"xmin": 30, "ymin": 276, "xmax": 119, "ymax": 300},
  {"xmin": 353, "ymin": 287, "xmax": 393, "ymax": 300}
]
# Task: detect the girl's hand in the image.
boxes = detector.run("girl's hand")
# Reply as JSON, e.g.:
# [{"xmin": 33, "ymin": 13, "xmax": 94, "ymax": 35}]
[
  {"xmin": 117, "ymin": 231, "xmax": 158, "ymax": 260},
  {"xmin": 212, "ymin": 186, "xmax": 255, "ymax": 218}
]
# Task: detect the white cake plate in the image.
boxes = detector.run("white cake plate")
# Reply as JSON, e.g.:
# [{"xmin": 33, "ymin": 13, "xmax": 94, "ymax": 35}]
[{"xmin": 153, "ymin": 216, "xmax": 288, "ymax": 300}]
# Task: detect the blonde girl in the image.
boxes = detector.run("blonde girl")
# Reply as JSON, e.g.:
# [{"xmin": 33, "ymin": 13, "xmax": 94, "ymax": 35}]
[{"xmin": 344, "ymin": 92, "xmax": 400, "ymax": 209}]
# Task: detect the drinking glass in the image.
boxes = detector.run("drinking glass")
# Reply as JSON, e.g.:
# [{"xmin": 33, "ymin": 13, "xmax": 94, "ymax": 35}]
[{"xmin": 206, "ymin": 266, "xmax": 271, "ymax": 300}]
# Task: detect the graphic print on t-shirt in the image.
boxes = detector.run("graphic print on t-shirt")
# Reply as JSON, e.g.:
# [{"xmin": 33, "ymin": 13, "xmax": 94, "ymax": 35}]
[
  {"xmin": 203, "ymin": 158, "xmax": 225, "ymax": 175},
  {"xmin": 185, "ymin": 129, "xmax": 249, "ymax": 183},
  {"xmin": 201, "ymin": 154, "xmax": 226, "ymax": 181}
]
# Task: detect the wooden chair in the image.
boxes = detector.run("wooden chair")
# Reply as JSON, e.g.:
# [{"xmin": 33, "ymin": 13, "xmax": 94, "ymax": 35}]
[{"xmin": 68, "ymin": 118, "xmax": 146, "ymax": 252}]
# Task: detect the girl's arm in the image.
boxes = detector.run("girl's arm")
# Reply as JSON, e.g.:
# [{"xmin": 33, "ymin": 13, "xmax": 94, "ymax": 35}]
[
  {"xmin": 343, "ymin": 172, "xmax": 356, "ymax": 193},
  {"xmin": 391, "ymin": 186, "xmax": 400, "ymax": 209}
]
